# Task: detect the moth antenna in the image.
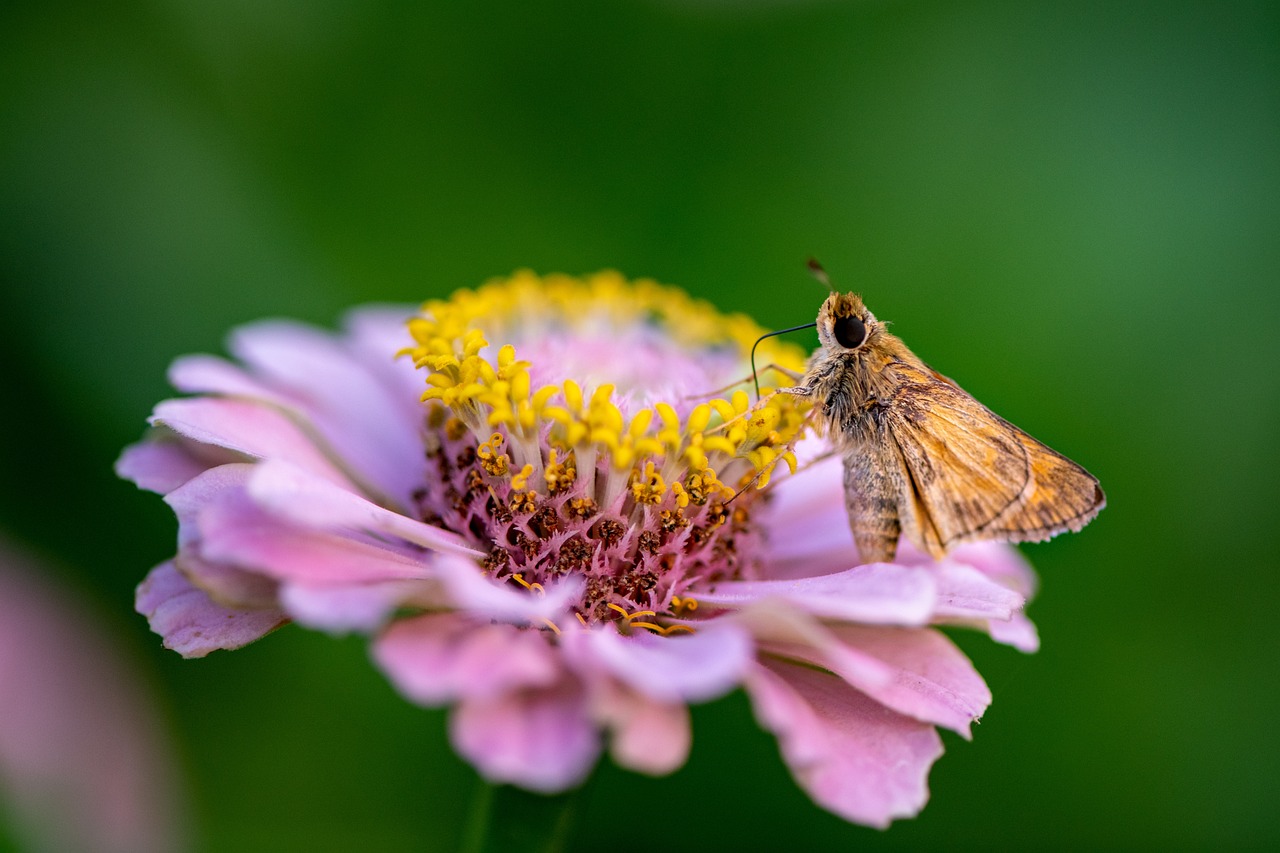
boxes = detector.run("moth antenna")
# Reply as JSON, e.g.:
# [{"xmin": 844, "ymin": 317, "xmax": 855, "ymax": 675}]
[
  {"xmin": 806, "ymin": 257, "xmax": 833, "ymax": 291},
  {"xmin": 749, "ymin": 322, "xmax": 816, "ymax": 399}
]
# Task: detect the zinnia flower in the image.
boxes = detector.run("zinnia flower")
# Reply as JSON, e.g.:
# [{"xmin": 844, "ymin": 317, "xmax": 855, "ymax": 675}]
[
  {"xmin": 0, "ymin": 537, "xmax": 187, "ymax": 853},
  {"xmin": 121, "ymin": 270, "xmax": 1040, "ymax": 828}
]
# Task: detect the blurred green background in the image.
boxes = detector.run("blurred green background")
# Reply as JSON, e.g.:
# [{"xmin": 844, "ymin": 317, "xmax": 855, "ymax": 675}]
[{"xmin": 2, "ymin": 0, "xmax": 1277, "ymax": 849}]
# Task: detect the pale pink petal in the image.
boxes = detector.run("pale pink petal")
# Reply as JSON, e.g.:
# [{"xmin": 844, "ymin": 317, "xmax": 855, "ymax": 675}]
[
  {"xmin": 194, "ymin": 484, "xmax": 430, "ymax": 585},
  {"xmin": 279, "ymin": 579, "xmax": 429, "ymax": 633},
  {"xmin": 164, "ymin": 463, "xmax": 254, "ymax": 549},
  {"xmin": 697, "ymin": 563, "xmax": 938, "ymax": 626},
  {"xmin": 942, "ymin": 544, "xmax": 1039, "ymax": 651},
  {"xmin": 570, "ymin": 623, "xmax": 752, "ymax": 703},
  {"xmin": 433, "ymin": 553, "xmax": 583, "ymax": 623},
  {"xmin": 343, "ymin": 306, "xmax": 425, "ymax": 398},
  {"xmin": 591, "ymin": 680, "xmax": 691, "ymax": 776},
  {"xmin": 167, "ymin": 353, "xmax": 274, "ymax": 398},
  {"xmin": 828, "ymin": 625, "xmax": 990, "ymax": 738},
  {"xmin": 734, "ymin": 600, "xmax": 897, "ymax": 692},
  {"xmin": 891, "ymin": 537, "xmax": 939, "ymax": 567},
  {"xmin": 115, "ymin": 440, "xmax": 211, "ymax": 495},
  {"xmin": 150, "ymin": 397, "xmax": 350, "ymax": 485},
  {"xmin": 451, "ymin": 675, "xmax": 600, "ymax": 792},
  {"xmin": 738, "ymin": 600, "xmax": 987, "ymax": 736},
  {"xmin": 931, "ymin": 560, "xmax": 1026, "ymax": 621},
  {"xmin": 136, "ymin": 562, "xmax": 286, "ymax": 659},
  {"xmin": 987, "ymin": 612, "xmax": 1040, "ymax": 653},
  {"xmin": 246, "ymin": 460, "xmax": 481, "ymax": 557},
  {"xmin": 746, "ymin": 658, "xmax": 944, "ymax": 829},
  {"xmin": 374, "ymin": 614, "xmax": 561, "ymax": 705},
  {"xmin": 173, "ymin": 549, "xmax": 279, "ymax": 610},
  {"xmin": 951, "ymin": 541, "xmax": 1039, "ymax": 599},
  {"xmin": 758, "ymin": 452, "xmax": 861, "ymax": 579},
  {"xmin": 0, "ymin": 541, "xmax": 187, "ymax": 853},
  {"xmin": 227, "ymin": 319, "xmax": 425, "ymax": 506}
]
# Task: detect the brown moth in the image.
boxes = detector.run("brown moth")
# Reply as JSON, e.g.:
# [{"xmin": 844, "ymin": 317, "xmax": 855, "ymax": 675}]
[{"xmin": 775, "ymin": 285, "xmax": 1104, "ymax": 564}]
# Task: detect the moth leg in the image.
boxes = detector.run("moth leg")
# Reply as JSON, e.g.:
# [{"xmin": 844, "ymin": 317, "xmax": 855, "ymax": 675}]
[
  {"xmin": 755, "ymin": 363, "xmax": 804, "ymax": 383},
  {"xmin": 843, "ymin": 451, "xmax": 902, "ymax": 564},
  {"xmin": 723, "ymin": 408, "xmax": 823, "ymax": 504}
]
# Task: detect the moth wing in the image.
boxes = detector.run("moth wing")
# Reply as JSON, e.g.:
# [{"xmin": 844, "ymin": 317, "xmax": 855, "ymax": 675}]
[
  {"xmin": 883, "ymin": 362, "xmax": 1102, "ymax": 553},
  {"xmin": 881, "ymin": 364, "xmax": 1027, "ymax": 555},
  {"xmin": 982, "ymin": 429, "xmax": 1106, "ymax": 541}
]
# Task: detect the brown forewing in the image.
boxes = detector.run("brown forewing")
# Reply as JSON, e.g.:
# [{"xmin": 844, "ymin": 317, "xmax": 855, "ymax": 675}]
[{"xmin": 881, "ymin": 362, "xmax": 1104, "ymax": 557}]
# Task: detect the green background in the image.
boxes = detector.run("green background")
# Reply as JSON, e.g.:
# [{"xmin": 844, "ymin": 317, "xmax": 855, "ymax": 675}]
[{"xmin": 2, "ymin": 0, "xmax": 1277, "ymax": 849}]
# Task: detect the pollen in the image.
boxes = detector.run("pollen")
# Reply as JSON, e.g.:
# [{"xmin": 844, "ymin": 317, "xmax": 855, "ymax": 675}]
[{"xmin": 405, "ymin": 271, "xmax": 812, "ymax": 625}]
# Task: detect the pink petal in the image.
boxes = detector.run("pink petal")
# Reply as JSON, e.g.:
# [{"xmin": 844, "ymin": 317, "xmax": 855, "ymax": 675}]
[
  {"xmin": 245, "ymin": 460, "xmax": 481, "ymax": 557},
  {"xmin": 167, "ymin": 353, "xmax": 274, "ymax": 397},
  {"xmin": 734, "ymin": 599, "xmax": 897, "ymax": 692},
  {"xmin": 432, "ymin": 553, "xmax": 583, "ymax": 624},
  {"xmin": 163, "ymin": 463, "xmax": 254, "ymax": 549},
  {"xmin": 173, "ymin": 548, "xmax": 279, "ymax": 610},
  {"xmin": 932, "ymin": 560, "xmax": 1026, "ymax": 621},
  {"xmin": 1, "ymin": 541, "xmax": 187, "ymax": 853},
  {"xmin": 940, "ymin": 544, "xmax": 1040, "ymax": 651},
  {"xmin": 745, "ymin": 658, "xmax": 944, "ymax": 829},
  {"xmin": 115, "ymin": 440, "xmax": 211, "ymax": 495},
  {"xmin": 696, "ymin": 563, "xmax": 938, "ymax": 626},
  {"xmin": 738, "ymin": 600, "xmax": 989, "ymax": 736},
  {"xmin": 135, "ymin": 562, "xmax": 286, "ymax": 659},
  {"xmin": 373, "ymin": 614, "xmax": 561, "ymax": 706},
  {"xmin": 343, "ymin": 306, "xmax": 425, "ymax": 395},
  {"xmin": 951, "ymin": 541, "xmax": 1039, "ymax": 597},
  {"xmin": 570, "ymin": 623, "xmax": 752, "ymax": 703},
  {"xmin": 828, "ymin": 624, "xmax": 991, "ymax": 738},
  {"xmin": 278, "ymin": 579, "xmax": 428, "ymax": 633},
  {"xmin": 227, "ymin": 319, "xmax": 425, "ymax": 507},
  {"xmin": 150, "ymin": 397, "xmax": 350, "ymax": 485},
  {"xmin": 451, "ymin": 674, "xmax": 600, "ymax": 792},
  {"xmin": 988, "ymin": 612, "xmax": 1040, "ymax": 653},
  {"xmin": 591, "ymin": 680, "xmax": 690, "ymax": 776},
  {"xmin": 196, "ymin": 487, "xmax": 431, "ymax": 585},
  {"xmin": 760, "ymin": 452, "xmax": 863, "ymax": 579}
]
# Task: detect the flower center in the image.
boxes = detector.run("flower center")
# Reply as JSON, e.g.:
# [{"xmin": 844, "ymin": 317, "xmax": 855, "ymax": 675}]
[{"xmin": 404, "ymin": 271, "xmax": 810, "ymax": 625}]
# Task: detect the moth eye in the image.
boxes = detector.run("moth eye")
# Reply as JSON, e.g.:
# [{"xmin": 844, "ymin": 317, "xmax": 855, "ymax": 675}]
[{"xmin": 833, "ymin": 315, "xmax": 866, "ymax": 349}]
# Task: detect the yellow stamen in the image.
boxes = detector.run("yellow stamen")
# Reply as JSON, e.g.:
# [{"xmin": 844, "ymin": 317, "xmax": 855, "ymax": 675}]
[
  {"xmin": 404, "ymin": 271, "xmax": 821, "ymax": 627},
  {"xmin": 631, "ymin": 461, "xmax": 667, "ymax": 504},
  {"xmin": 510, "ymin": 463, "xmax": 535, "ymax": 491},
  {"xmin": 671, "ymin": 595, "xmax": 699, "ymax": 617}
]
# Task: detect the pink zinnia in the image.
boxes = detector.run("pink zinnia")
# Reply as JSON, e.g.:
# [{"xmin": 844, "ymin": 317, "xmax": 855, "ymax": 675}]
[
  {"xmin": 0, "ymin": 537, "xmax": 187, "ymax": 853},
  {"xmin": 121, "ymin": 271, "xmax": 1039, "ymax": 827}
]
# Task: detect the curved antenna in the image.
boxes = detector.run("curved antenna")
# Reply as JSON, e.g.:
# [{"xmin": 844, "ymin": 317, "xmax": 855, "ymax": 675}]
[{"xmin": 750, "ymin": 322, "xmax": 817, "ymax": 398}]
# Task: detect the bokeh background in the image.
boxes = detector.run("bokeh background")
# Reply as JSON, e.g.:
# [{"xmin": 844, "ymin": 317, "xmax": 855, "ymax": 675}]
[{"xmin": 2, "ymin": 1, "xmax": 1277, "ymax": 849}]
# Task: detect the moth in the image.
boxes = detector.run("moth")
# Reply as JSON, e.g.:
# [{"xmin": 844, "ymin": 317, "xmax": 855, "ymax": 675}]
[{"xmin": 774, "ymin": 280, "xmax": 1104, "ymax": 564}]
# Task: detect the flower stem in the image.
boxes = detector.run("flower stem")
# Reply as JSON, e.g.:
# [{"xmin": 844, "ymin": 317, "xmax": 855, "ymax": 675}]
[{"xmin": 461, "ymin": 778, "xmax": 585, "ymax": 853}]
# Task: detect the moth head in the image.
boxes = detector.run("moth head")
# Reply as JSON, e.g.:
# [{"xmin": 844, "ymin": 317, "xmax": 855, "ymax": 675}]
[{"xmin": 817, "ymin": 292, "xmax": 876, "ymax": 351}]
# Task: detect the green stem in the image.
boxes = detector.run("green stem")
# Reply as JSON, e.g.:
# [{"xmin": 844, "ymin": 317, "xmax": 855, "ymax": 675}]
[{"xmin": 461, "ymin": 778, "xmax": 586, "ymax": 853}]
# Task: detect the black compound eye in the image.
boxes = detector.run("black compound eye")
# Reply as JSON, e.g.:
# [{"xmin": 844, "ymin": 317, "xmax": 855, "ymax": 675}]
[{"xmin": 833, "ymin": 314, "xmax": 867, "ymax": 349}]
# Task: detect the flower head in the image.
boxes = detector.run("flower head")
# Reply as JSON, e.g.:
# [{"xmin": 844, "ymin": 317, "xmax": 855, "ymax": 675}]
[
  {"xmin": 122, "ymin": 270, "xmax": 1039, "ymax": 827},
  {"xmin": 0, "ymin": 538, "xmax": 186, "ymax": 853}
]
